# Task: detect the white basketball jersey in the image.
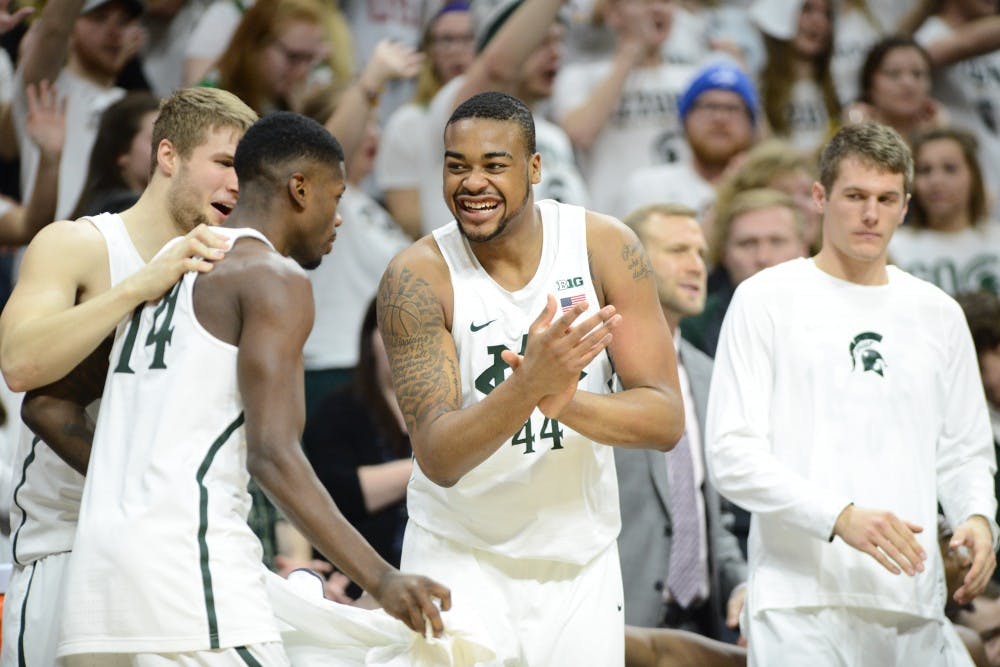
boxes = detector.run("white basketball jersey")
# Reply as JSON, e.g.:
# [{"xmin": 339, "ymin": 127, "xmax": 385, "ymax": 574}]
[
  {"xmin": 408, "ymin": 200, "xmax": 621, "ymax": 564},
  {"xmin": 8, "ymin": 213, "xmax": 143, "ymax": 566},
  {"xmin": 59, "ymin": 228, "xmax": 281, "ymax": 655}
]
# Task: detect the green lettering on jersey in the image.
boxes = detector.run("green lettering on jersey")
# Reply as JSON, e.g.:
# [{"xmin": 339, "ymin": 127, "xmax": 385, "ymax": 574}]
[
  {"xmin": 473, "ymin": 335, "xmax": 529, "ymax": 396},
  {"xmin": 512, "ymin": 419, "xmax": 535, "ymax": 454},
  {"xmin": 113, "ymin": 305, "xmax": 144, "ymax": 374},
  {"xmin": 474, "ymin": 345, "xmax": 510, "ymax": 396},
  {"xmin": 145, "ymin": 281, "xmax": 182, "ymax": 369},
  {"xmin": 540, "ymin": 417, "xmax": 564, "ymax": 450},
  {"xmin": 114, "ymin": 281, "xmax": 183, "ymax": 373},
  {"xmin": 513, "ymin": 417, "xmax": 564, "ymax": 454}
]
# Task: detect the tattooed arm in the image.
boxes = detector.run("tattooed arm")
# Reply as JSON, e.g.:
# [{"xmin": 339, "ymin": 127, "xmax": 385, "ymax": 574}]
[
  {"xmin": 20, "ymin": 337, "xmax": 112, "ymax": 475},
  {"xmin": 377, "ymin": 241, "xmax": 616, "ymax": 486},
  {"xmin": 543, "ymin": 212, "xmax": 684, "ymax": 451}
]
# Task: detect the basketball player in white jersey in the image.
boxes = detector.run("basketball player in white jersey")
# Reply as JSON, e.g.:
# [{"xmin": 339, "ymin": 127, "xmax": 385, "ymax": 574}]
[
  {"xmin": 376, "ymin": 91, "xmax": 685, "ymax": 666},
  {"xmin": 0, "ymin": 87, "xmax": 257, "ymax": 667},
  {"xmin": 58, "ymin": 111, "xmax": 450, "ymax": 665}
]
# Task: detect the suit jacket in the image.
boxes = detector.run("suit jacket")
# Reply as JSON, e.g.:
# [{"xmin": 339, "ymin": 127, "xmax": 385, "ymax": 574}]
[{"xmin": 615, "ymin": 339, "xmax": 747, "ymax": 637}]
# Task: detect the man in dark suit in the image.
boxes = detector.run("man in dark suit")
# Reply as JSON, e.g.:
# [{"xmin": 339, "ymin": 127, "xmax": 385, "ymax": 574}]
[{"xmin": 617, "ymin": 203, "xmax": 747, "ymax": 640}]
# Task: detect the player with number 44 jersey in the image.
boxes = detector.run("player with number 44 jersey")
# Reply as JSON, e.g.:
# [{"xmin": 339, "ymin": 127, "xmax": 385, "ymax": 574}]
[
  {"xmin": 408, "ymin": 198, "xmax": 617, "ymax": 559},
  {"xmin": 377, "ymin": 92, "xmax": 684, "ymax": 666}
]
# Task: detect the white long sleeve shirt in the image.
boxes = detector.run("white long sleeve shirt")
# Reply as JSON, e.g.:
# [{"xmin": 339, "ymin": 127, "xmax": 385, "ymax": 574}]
[{"xmin": 706, "ymin": 258, "xmax": 998, "ymax": 621}]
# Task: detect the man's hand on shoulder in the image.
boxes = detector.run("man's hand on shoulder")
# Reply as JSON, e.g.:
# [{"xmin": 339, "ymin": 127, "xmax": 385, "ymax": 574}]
[
  {"xmin": 832, "ymin": 504, "xmax": 927, "ymax": 576},
  {"xmin": 950, "ymin": 514, "xmax": 997, "ymax": 605},
  {"xmin": 374, "ymin": 570, "xmax": 451, "ymax": 638},
  {"xmin": 123, "ymin": 224, "xmax": 231, "ymax": 303}
]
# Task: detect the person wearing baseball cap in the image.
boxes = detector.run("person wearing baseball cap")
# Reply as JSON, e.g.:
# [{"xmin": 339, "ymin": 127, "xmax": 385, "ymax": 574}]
[
  {"xmin": 13, "ymin": 0, "xmax": 144, "ymax": 220},
  {"xmin": 617, "ymin": 59, "xmax": 758, "ymax": 219},
  {"xmin": 551, "ymin": 0, "xmax": 693, "ymax": 217}
]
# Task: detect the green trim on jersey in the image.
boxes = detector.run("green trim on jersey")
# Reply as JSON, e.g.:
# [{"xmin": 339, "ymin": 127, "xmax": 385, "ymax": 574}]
[
  {"xmin": 11, "ymin": 437, "xmax": 41, "ymax": 566},
  {"xmin": 236, "ymin": 646, "xmax": 264, "ymax": 667},
  {"xmin": 17, "ymin": 561, "xmax": 36, "ymax": 667},
  {"xmin": 195, "ymin": 413, "xmax": 245, "ymax": 649}
]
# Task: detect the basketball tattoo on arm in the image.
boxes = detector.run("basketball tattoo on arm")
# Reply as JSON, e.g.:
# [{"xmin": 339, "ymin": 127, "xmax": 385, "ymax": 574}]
[{"xmin": 377, "ymin": 264, "xmax": 462, "ymax": 432}]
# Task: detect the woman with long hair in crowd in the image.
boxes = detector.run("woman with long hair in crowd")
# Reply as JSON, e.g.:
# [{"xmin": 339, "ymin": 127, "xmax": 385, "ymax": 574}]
[
  {"xmin": 890, "ymin": 127, "xmax": 1000, "ymax": 296},
  {"xmin": 750, "ymin": 0, "xmax": 840, "ymax": 155},
  {"xmin": 71, "ymin": 91, "xmax": 161, "ymax": 218},
  {"xmin": 842, "ymin": 35, "xmax": 947, "ymax": 141},
  {"xmin": 213, "ymin": 0, "xmax": 335, "ymax": 114}
]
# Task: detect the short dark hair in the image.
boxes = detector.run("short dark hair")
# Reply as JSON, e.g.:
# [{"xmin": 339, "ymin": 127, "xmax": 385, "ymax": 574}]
[
  {"xmin": 819, "ymin": 122, "xmax": 913, "ymax": 195},
  {"xmin": 956, "ymin": 291, "xmax": 1000, "ymax": 357},
  {"xmin": 446, "ymin": 91, "xmax": 536, "ymax": 154},
  {"xmin": 234, "ymin": 111, "xmax": 345, "ymax": 187}
]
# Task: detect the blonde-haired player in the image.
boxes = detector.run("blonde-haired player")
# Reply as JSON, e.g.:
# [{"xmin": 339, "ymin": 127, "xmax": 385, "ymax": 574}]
[{"xmin": 0, "ymin": 86, "xmax": 256, "ymax": 667}]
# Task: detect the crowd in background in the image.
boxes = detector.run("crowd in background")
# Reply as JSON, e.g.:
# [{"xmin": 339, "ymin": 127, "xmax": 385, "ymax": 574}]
[{"xmin": 0, "ymin": 0, "xmax": 998, "ymax": 663}]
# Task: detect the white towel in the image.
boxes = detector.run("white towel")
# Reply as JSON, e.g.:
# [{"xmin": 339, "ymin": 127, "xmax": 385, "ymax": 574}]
[{"xmin": 265, "ymin": 571, "xmax": 497, "ymax": 667}]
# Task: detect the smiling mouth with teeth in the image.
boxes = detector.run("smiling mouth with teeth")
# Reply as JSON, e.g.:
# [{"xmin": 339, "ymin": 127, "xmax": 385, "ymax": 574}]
[{"xmin": 462, "ymin": 201, "xmax": 499, "ymax": 212}]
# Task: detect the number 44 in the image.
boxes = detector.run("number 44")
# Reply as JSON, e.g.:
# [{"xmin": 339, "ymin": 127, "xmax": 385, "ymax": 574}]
[{"xmin": 512, "ymin": 417, "xmax": 564, "ymax": 454}]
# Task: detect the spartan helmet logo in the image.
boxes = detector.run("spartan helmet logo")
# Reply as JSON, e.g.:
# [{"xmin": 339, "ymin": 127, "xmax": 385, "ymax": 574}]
[{"xmin": 850, "ymin": 332, "xmax": 887, "ymax": 377}]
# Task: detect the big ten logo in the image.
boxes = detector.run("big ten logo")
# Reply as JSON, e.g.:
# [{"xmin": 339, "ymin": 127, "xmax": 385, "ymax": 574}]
[{"xmin": 555, "ymin": 276, "xmax": 584, "ymax": 291}]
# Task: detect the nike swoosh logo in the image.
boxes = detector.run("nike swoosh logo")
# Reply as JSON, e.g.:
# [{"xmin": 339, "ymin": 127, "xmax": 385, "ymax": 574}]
[{"xmin": 470, "ymin": 319, "xmax": 497, "ymax": 332}]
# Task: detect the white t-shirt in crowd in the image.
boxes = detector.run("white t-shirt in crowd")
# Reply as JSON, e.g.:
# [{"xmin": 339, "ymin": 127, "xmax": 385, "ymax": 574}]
[
  {"xmin": 916, "ymin": 17, "xmax": 1000, "ymax": 220},
  {"xmin": 831, "ymin": 6, "xmax": 883, "ymax": 106},
  {"xmin": 142, "ymin": 0, "xmax": 212, "ymax": 96},
  {"xmin": 552, "ymin": 60, "xmax": 696, "ymax": 215},
  {"xmin": 185, "ymin": 0, "xmax": 246, "ymax": 67},
  {"xmin": 374, "ymin": 101, "xmax": 428, "ymax": 193},
  {"xmin": 615, "ymin": 161, "xmax": 716, "ymax": 220},
  {"xmin": 340, "ymin": 0, "xmax": 426, "ymax": 124},
  {"xmin": 13, "ymin": 68, "xmax": 123, "ymax": 219},
  {"xmin": 303, "ymin": 187, "xmax": 410, "ymax": 370},
  {"xmin": 889, "ymin": 224, "xmax": 1000, "ymax": 296},
  {"xmin": 782, "ymin": 78, "xmax": 829, "ymax": 156}
]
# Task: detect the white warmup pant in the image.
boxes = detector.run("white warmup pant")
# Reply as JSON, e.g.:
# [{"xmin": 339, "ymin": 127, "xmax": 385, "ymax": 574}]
[
  {"xmin": 400, "ymin": 521, "xmax": 625, "ymax": 667},
  {"xmin": 747, "ymin": 606, "xmax": 974, "ymax": 667}
]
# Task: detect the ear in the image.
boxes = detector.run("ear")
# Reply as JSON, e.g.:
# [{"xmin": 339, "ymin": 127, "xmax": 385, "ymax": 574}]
[
  {"xmin": 811, "ymin": 181, "xmax": 826, "ymax": 213},
  {"xmin": 529, "ymin": 151, "xmax": 542, "ymax": 186},
  {"xmin": 288, "ymin": 173, "xmax": 307, "ymax": 209},
  {"xmin": 156, "ymin": 138, "xmax": 177, "ymax": 177},
  {"xmin": 896, "ymin": 192, "xmax": 911, "ymax": 227}
]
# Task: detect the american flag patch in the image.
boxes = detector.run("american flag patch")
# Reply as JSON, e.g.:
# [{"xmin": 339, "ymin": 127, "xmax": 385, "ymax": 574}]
[{"xmin": 560, "ymin": 294, "xmax": 587, "ymax": 312}]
